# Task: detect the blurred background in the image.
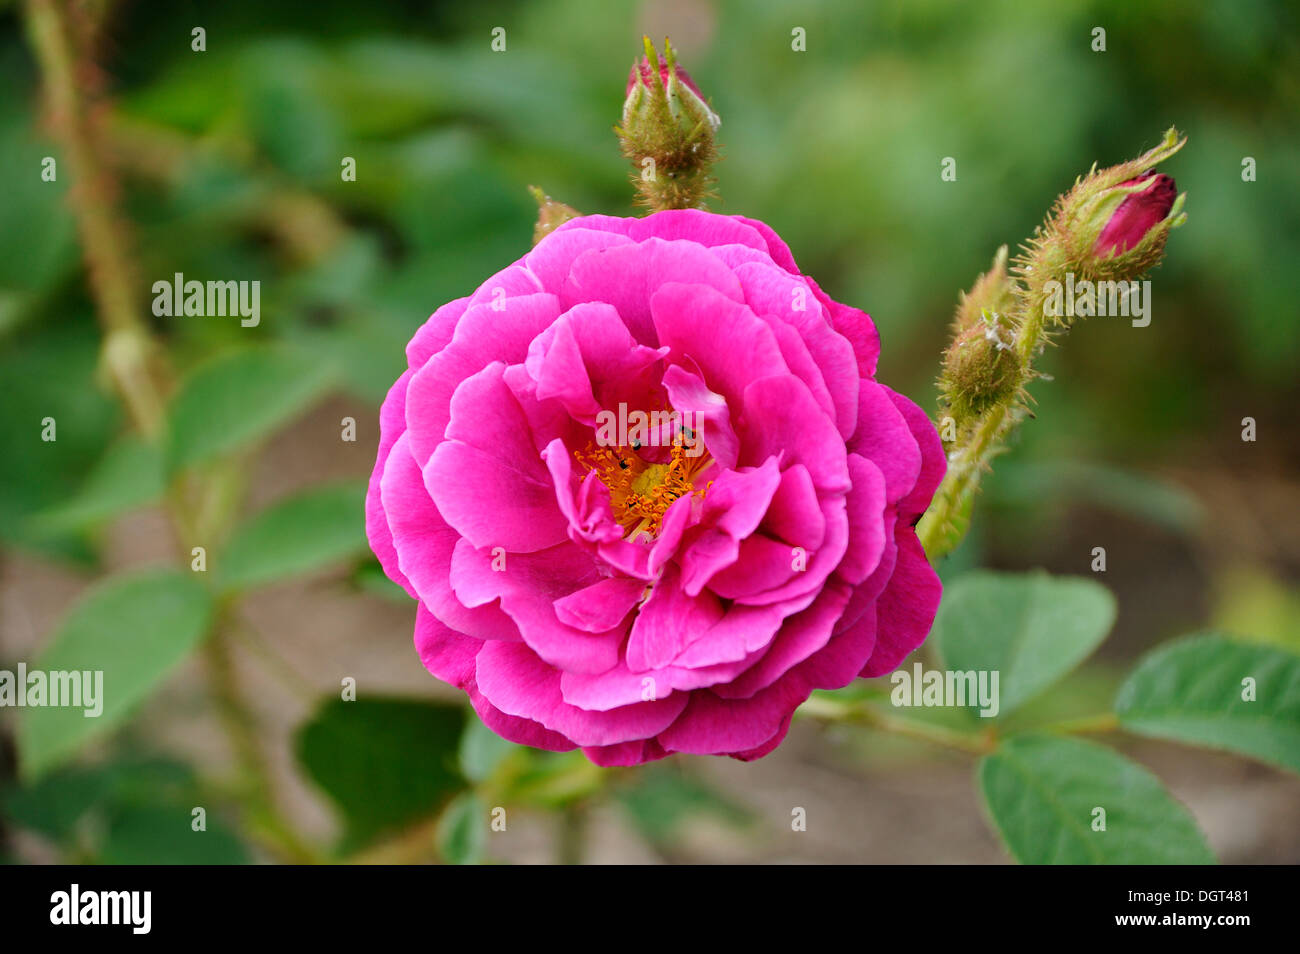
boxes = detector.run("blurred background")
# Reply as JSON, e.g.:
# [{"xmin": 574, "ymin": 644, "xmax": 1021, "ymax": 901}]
[{"xmin": 1, "ymin": 0, "xmax": 1297, "ymax": 863}]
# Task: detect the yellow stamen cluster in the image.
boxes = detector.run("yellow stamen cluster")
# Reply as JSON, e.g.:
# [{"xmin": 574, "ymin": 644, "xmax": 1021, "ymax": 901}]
[{"xmin": 575, "ymin": 439, "xmax": 710, "ymax": 539}]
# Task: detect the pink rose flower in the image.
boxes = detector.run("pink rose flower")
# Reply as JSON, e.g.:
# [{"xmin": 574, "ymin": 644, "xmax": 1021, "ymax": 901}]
[{"xmin": 366, "ymin": 210, "xmax": 944, "ymax": 766}]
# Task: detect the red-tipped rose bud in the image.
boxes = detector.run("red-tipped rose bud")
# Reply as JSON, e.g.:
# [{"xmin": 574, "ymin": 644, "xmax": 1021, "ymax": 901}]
[
  {"xmin": 616, "ymin": 37, "xmax": 720, "ymax": 211},
  {"xmin": 1026, "ymin": 128, "xmax": 1187, "ymax": 291},
  {"xmin": 624, "ymin": 53, "xmax": 719, "ymax": 133},
  {"xmin": 1094, "ymin": 172, "xmax": 1178, "ymax": 257}
]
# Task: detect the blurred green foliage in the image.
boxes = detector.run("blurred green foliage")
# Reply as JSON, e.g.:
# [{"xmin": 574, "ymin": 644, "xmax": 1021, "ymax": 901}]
[
  {"xmin": 1, "ymin": 0, "xmax": 1297, "ymax": 864},
  {"xmin": 2, "ymin": 0, "xmax": 1296, "ymax": 564}
]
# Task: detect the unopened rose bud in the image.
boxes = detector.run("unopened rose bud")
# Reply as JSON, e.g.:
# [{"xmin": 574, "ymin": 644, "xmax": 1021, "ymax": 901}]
[
  {"xmin": 624, "ymin": 47, "xmax": 720, "ymax": 135},
  {"xmin": 1094, "ymin": 172, "xmax": 1178, "ymax": 257},
  {"xmin": 616, "ymin": 37, "xmax": 719, "ymax": 211},
  {"xmin": 1049, "ymin": 127, "xmax": 1187, "ymax": 279},
  {"xmin": 941, "ymin": 311, "xmax": 1022, "ymax": 420},
  {"xmin": 954, "ymin": 245, "xmax": 1016, "ymax": 332}
]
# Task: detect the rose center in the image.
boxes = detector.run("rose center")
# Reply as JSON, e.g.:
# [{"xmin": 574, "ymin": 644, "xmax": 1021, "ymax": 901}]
[{"xmin": 575, "ymin": 439, "xmax": 710, "ymax": 540}]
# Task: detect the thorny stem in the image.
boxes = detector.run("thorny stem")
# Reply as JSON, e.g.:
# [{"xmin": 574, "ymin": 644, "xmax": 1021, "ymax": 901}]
[{"xmin": 24, "ymin": 0, "xmax": 315, "ymax": 864}]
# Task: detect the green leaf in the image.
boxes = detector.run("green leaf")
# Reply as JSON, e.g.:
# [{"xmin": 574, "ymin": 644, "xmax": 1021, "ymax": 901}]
[
  {"xmin": 296, "ymin": 697, "xmax": 467, "ymax": 852},
  {"xmin": 978, "ymin": 735, "xmax": 1214, "ymax": 864},
  {"xmin": 932, "ymin": 571, "xmax": 1116, "ymax": 718},
  {"xmin": 1115, "ymin": 633, "xmax": 1300, "ymax": 776},
  {"xmin": 615, "ymin": 766, "xmax": 753, "ymax": 846},
  {"xmin": 436, "ymin": 792, "xmax": 486, "ymax": 865},
  {"xmin": 30, "ymin": 435, "xmax": 164, "ymax": 534},
  {"xmin": 458, "ymin": 715, "xmax": 517, "ymax": 784},
  {"xmin": 101, "ymin": 804, "xmax": 249, "ymax": 865},
  {"xmin": 17, "ymin": 569, "xmax": 215, "ymax": 780},
  {"xmin": 0, "ymin": 766, "xmax": 114, "ymax": 840},
  {"xmin": 349, "ymin": 557, "xmax": 411, "ymax": 604},
  {"xmin": 218, "ymin": 481, "xmax": 367, "ymax": 590},
  {"xmin": 164, "ymin": 346, "xmax": 334, "ymax": 473}
]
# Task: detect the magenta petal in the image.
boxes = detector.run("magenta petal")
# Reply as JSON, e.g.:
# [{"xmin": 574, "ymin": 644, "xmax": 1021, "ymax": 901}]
[
  {"xmin": 730, "ymin": 215, "xmax": 801, "ymax": 274},
  {"xmin": 525, "ymin": 301, "xmax": 666, "ymax": 424},
  {"xmin": 525, "ymin": 226, "xmax": 633, "ymax": 291},
  {"xmin": 738, "ymin": 374, "xmax": 850, "ymax": 494},
  {"xmin": 760, "ymin": 464, "xmax": 825, "ymax": 550},
  {"xmin": 625, "ymin": 209, "xmax": 769, "ymax": 254},
  {"xmin": 467, "ymin": 683, "xmax": 576, "ymax": 752},
  {"xmin": 426, "ymin": 364, "xmax": 569, "ymax": 553},
  {"xmin": 733, "ymin": 261, "xmax": 859, "ymax": 439},
  {"xmin": 670, "ymin": 601, "xmax": 787, "ymax": 669},
  {"xmin": 449, "ymin": 538, "xmax": 623, "ymax": 674},
  {"xmin": 678, "ymin": 459, "xmax": 783, "ymax": 595},
  {"xmin": 404, "ymin": 292, "xmax": 561, "ymax": 468},
  {"xmin": 711, "ymin": 582, "xmax": 853, "ymax": 699},
  {"xmin": 704, "ymin": 533, "xmax": 803, "ymax": 600},
  {"xmin": 848, "ymin": 381, "xmax": 921, "ymax": 506},
  {"xmin": 413, "ymin": 602, "xmax": 481, "ymax": 690},
  {"xmin": 475, "ymin": 640, "xmax": 687, "ymax": 746},
  {"xmin": 886, "ymin": 386, "xmax": 947, "ymax": 520},
  {"xmin": 581, "ymin": 739, "xmax": 669, "ymax": 767},
  {"xmin": 730, "ymin": 497, "xmax": 849, "ymax": 608},
  {"xmin": 465, "ymin": 263, "xmax": 544, "ymax": 307},
  {"xmin": 807, "ymin": 276, "xmax": 880, "ymax": 378},
  {"xmin": 627, "ymin": 566, "xmax": 725, "ymax": 671},
  {"xmin": 652, "ymin": 282, "xmax": 788, "ymax": 408},
  {"xmin": 560, "ymin": 649, "xmax": 760, "ymax": 711},
  {"xmin": 366, "ymin": 371, "xmax": 415, "ymax": 599},
  {"xmin": 860, "ymin": 526, "xmax": 943, "ymax": 677},
  {"xmin": 554, "ymin": 576, "xmax": 646, "ymax": 633},
  {"xmin": 838, "ymin": 454, "xmax": 888, "ymax": 585},
  {"xmin": 563, "ymin": 238, "xmax": 744, "ymax": 346},
  {"xmin": 406, "ymin": 296, "xmax": 469, "ymax": 371},
  {"xmin": 659, "ymin": 680, "xmax": 807, "ymax": 755},
  {"xmin": 382, "ymin": 433, "xmax": 519, "ymax": 641},
  {"xmin": 661, "ymin": 364, "xmax": 740, "ymax": 471}
]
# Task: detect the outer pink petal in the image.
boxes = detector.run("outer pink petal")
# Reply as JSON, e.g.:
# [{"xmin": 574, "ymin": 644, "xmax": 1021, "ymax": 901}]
[
  {"xmin": 885, "ymin": 386, "xmax": 946, "ymax": 520},
  {"xmin": 382, "ymin": 432, "xmax": 519, "ymax": 641},
  {"xmin": 405, "ymin": 293, "xmax": 561, "ymax": 468},
  {"xmin": 426, "ymin": 363, "xmax": 569, "ymax": 553},
  {"xmin": 848, "ymin": 381, "xmax": 922, "ymax": 506},
  {"xmin": 563, "ymin": 239, "xmax": 745, "ymax": 346},
  {"xmin": 806, "ymin": 276, "xmax": 880, "ymax": 378},
  {"xmin": 366, "ymin": 371, "xmax": 415, "ymax": 598},
  {"xmin": 524, "ymin": 227, "xmax": 634, "ymax": 291},
  {"xmin": 406, "ymin": 296, "xmax": 470, "ymax": 371},
  {"xmin": 475, "ymin": 640, "xmax": 687, "ymax": 747},
  {"xmin": 860, "ymin": 526, "xmax": 943, "ymax": 677},
  {"xmin": 449, "ymin": 538, "xmax": 622, "ymax": 673}
]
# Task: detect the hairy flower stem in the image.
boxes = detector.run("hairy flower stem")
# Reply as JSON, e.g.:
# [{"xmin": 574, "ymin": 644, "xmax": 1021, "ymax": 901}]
[
  {"xmin": 24, "ymin": 0, "xmax": 315, "ymax": 863},
  {"xmin": 798, "ymin": 696, "xmax": 997, "ymax": 754},
  {"xmin": 800, "ymin": 698, "xmax": 1126, "ymax": 754},
  {"xmin": 918, "ymin": 130, "xmax": 1187, "ymax": 561}
]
